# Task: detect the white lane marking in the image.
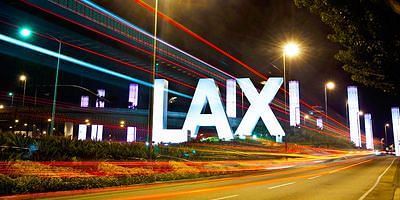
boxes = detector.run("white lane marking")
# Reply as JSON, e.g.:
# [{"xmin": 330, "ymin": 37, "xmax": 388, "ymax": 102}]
[
  {"xmin": 265, "ymin": 165, "xmax": 295, "ymax": 170},
  {"xmin": 268, "ymin": 182, "xmax": 296, "ymax": 189},
  {"xmin": 308, "ymin": 175, "xmax": 322, "ymax": 180},
  {"xmin": 210, "ymin": 194, "xmax": 239, "ymax": 200},
  {"xmin": 358, "ymin": 158, "xmax": 396, "ymax": 200}
]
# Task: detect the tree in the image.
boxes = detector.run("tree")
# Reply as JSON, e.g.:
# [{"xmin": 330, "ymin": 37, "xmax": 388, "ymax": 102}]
[{"xmin": 294, "ymin": 0, "xmax": 400, "ymax": 93}]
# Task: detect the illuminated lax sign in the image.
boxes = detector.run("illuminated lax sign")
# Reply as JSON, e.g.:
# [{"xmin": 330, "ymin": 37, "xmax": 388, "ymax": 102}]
[{"xmin": 152, "ymin": 78, "xmax": 285, "ymax": 143}]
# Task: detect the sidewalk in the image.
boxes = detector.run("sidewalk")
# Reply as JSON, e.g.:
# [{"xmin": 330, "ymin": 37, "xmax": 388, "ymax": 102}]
[{"xmin": 364, "ymin": 157, "xmax": 399, "ymax": 200}]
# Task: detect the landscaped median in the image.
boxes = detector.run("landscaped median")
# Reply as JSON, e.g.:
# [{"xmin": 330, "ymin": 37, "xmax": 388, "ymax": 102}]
[{"xmin": 0, "ymin": 132, "xmax": 363, "ymax": 196}]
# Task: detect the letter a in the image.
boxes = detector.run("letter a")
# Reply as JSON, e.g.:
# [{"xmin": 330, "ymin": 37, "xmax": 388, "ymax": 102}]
[{"xmin": 182, "ymin": 79, "xmax": 233, "ymax": 140}]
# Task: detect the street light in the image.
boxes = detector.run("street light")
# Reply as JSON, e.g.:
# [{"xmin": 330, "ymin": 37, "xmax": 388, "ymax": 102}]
[
  {"xmin": 324, "ymin": 81, "xmax": 335, "ymax": 122},
  {"xmin": 19, "ymin": 27, "xmax": 62, "ymax": 136},
  {"xmin": 282, "ymin": 42, "xmax": 300, "ymax": 113},
  {"xmin": 8, "ymin": 92, "xmax": 14, "ymax": 106},
  {"xmin": 19, "ymin": 75, "xmax": 27, "ymax": 106},
  {"xmin": 19, "ymin": 28, "xmax": 32, "ymax": 37},
  {"xmin": 0, "ymin": 104, "xmax": 4, "ymax": 109},
  {"xmin": 304, "ymin": 114, "xmax": 310, "ymax": 125},
  {"xmin": 384, "ymin": 123, "xmax": 390, "ymax": 148}
]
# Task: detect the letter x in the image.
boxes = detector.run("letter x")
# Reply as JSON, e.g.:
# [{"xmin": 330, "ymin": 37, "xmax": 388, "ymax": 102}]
[{"xmin": 235, "ymin": 78, "xmax": 285, "ymax": 138}]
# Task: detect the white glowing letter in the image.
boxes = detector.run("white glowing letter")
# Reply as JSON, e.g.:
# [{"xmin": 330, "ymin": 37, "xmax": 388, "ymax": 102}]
[
  {"xmin": 391, "ymin": 107, "xmax": 400, "ymax": 156},
  {"xmin": 182, "ymin": 79, "xmax": 233, "ymax": 140},
  {"xmin": 226, "ymin": 79, "xmax": 236, "ymax": 118},
  {"xmin": 235, "ymin": 78, "xmax": 285, "ymax": 140},
  {"xmin": 289, "ymin": 80, "xmax": 300, "ymax": 126},
  {"xmin": 364, "ymin": 113, "xmax": 374, "ymax": 150},
  {"xmin": 152, "ymin": 79, "xmax": 186, "ymax": 143},
  {"xmin": 347, "ymin": 86, "xmax": 361, "ymax": 147}
]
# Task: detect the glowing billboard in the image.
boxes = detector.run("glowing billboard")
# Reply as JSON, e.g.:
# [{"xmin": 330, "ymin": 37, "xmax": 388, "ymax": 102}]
[
  {"xmin": 289, "ymin": 81, "xmax": 300, "ymax": 126},
  {"xmin": 96, "ymin": 89, "xmax": 105, "ymax": 108},
  {"xmin": 226, "ymin": 79, "xmax": 236, "ymax": 118},
  {"xmin": 364, "ymin": 114, "xmax": 374, "ymax": 150},
  {"xmin": 80, "ymin": 96, "xmax": 89, "ymax": 107},
  {"xmin": 128, "ymin": 83, "xmax": 138, "ymax": 109},
  {"xmin": 347, "ymin": 86, "xmax": 361, "ymax": 147},
  {"xmin": 391, "ymin": 107, "xmax": 400, "ymax": 156}
]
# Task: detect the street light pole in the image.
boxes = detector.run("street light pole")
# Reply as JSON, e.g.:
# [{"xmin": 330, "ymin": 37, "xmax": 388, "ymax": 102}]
[
  {"xmin": 50, "ymin": 39, "xmax": 62, "ymax": 136},
  {"xmin": 147, "ymin": 0, "xmax": 159, "ymax": 159},
  {"xmin": 8, "ymin": 92, "xmax": 14, "ymax": 106},
  {"xmin": 324, "ymin": 85, "xmax": 327, "ymax": 122},
  {"xmin": 283, "ymin": 52, "xmax": 287, "ymax": 113},
  {"xmin": 384, "ymin": 123, "xmax": 389, "ymax": 148},
  {"xmin": 19, "ymin": 75, "xmax": 27, "ymax": 106},
  {"xmin": 324, "ymin": 81, "xmax": 335, "ymax": 123},
  {"xmin": 18, "ymin": 27, "xmax": 62, "ymax": 136}
]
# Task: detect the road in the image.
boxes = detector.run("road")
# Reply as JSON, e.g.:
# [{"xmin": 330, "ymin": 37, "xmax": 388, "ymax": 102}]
[{"xmin": 39, "ymin": 156, "xmax": 397, "ymax": 200}]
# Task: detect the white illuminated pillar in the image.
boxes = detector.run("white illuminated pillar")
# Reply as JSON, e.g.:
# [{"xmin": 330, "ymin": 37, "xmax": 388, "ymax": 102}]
[
  {"xmin": 91, "ymin": 125, "xmax": 103, "ymax": 141},
  {"xmin": 317, "ymin": 117, "xmax": 323, "ymax": 130},
  {"xmin": 391, "ymin": 107, "xmax": 400, "ymax": 156},
  {"xmin": 289, "ymin": 81, "xmax": 300, "ymax": 126},
  {"xmin": 78, "ymin": 124, "xmax": 87, "ymax": 140},
  {"xmin": 96, "ymin": 89, "xmax": 105, "ymax": 108},
  {"xmin": 127, "ymin": 126, "xmax": 137, "ymax": 142},
  {"xmin": 64, "ymin": 122, "xmax": 73, "ymax": 139},
  {"xmin": 347, "ymin": 86, "xmax": 361, "ymax": 147},
  {"xmin": 226, "ymin": 79, "xmax": 236, "ymax": 118},
  {"xmin": 364, "ymin": 113, "xmax": 374, "ymax": 150},
  {"xmin": 91, "ymin": 125, "xmax": 98, "ymax": 140},
  {"xmin": 80, "ymin": 96, "xmax": 89, "ymax": 107},
  {"xmin": 96, "ymin": 125, "xmax": 103, "ymax": 141},
  {"xmin": 128, "ymin": 83, "xmax": 139, "ymax": 109}
]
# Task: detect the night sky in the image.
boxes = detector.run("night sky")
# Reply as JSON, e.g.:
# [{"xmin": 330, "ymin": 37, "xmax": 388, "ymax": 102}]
[{"xmin": 90, "ymin": 0, "xmax": 399, "ymax": 141}]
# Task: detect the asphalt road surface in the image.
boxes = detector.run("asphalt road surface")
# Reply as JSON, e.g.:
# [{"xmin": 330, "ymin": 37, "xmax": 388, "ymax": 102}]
[{"xmin": 40, "ymin": 156, "xmax": 397, "ymax": 200}]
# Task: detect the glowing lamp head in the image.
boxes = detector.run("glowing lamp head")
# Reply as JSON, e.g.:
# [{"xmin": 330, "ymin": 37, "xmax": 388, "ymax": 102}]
[
  {"xmin": 19, "ymin": 75, "xmax": 27, "ymax": 81},
  {"xmin": 359, "ymin": 111, "xmax": 364, "ymax": 116},
  {"xmin": 385, "ymin": 123, "xmax": 390, "ymax": 127},
  {"xmin": 283, "ymin": 42, "xmax": 300, "ymax": 57},
  {"xmin": 8, "ymin": 92, "xmax": 13, "ymax": 96},
  {"xmin": 47, "ymin": 118, "xmax": 52, "ymax": 122},
  {"xmin": 325, "ymin": 81, "xmax": 335, "ymax": 90},
  {"xmin": 304, "ymin": 114, "xmax": 310, "ymax": 119},
  {"xmin": 19, "ymin": 28, "xmax": 32, "ymax": 37}
]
